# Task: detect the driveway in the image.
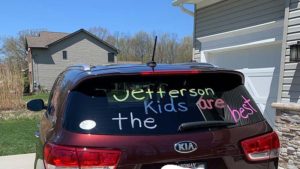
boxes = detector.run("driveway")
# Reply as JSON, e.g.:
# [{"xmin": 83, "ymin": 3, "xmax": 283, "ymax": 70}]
[{"xmin": 0, "ymin": 153, "xmax": 35, "ymax": 169}]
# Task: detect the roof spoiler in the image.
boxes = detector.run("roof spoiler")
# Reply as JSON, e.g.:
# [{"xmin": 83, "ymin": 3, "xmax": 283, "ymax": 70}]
[{"xmin": 68, "ymin": 64, "xmax": 94, "ymax": 71}]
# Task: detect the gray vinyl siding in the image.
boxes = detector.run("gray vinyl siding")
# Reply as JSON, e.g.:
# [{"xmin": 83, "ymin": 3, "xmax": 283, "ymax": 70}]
[
  {"xmin": 31, "ymin": 32, "xmax": 117, "ymax": 90},
  {"xmin": 195, "ymin": 0, "xmax": 285, "ymax": 38},
  {"xmin": 280, "ymin": 0, "xmax": 300, "ymax": 103}
]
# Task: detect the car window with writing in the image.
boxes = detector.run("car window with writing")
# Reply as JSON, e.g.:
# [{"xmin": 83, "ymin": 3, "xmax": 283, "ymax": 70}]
[{"xmin": 63, "ymin": 74, "xmax": 264, "ymax": 135}]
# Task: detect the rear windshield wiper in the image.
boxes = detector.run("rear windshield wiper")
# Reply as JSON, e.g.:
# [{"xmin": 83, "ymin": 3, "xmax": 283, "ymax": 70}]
[{"xmin": 178, "ymin": 121, "xmax": 236, "ymax": 132}]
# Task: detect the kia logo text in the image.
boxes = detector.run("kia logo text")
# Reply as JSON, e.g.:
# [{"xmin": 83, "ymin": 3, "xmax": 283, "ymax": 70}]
[{"xmin": 174, "ymin": 141, "xmax": 198, "ymax": 153}]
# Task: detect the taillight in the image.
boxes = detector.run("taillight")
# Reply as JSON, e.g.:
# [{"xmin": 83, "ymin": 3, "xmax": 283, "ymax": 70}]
[
  {"xmin": 140, "ymin": 70, "xmax": 201, "ymax": 75},
  {"xmin": 241, "ymin": 131, "xmax": 280, "ymax": 161},
  {"xmin": 44, "ymin": 143, "xmax": 121, "ymax": 169}
]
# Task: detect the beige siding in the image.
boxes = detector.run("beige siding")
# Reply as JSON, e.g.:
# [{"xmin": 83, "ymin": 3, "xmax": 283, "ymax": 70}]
[
  {"xmin": 32, "ymin": 32, "xmax": 116, "ymax": 90},
  {"xmin": 281, "ymin": 0, "xmax": 300, "ymax": 103}
]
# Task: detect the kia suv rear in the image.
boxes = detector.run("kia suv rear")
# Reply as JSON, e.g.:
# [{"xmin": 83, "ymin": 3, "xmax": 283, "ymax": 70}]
[{"xmin": 27, "ymin": 63, "xmax": 279, "ymax": 169}]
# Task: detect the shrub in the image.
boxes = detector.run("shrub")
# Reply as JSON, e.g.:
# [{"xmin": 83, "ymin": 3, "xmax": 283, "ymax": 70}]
[
  {"xmin": 23, "ymin": 70, "xmax": 30, "ymax": 94},
  {"xmin": 0, "ymin": 64, "xmax": 24, "ymax": 110}
]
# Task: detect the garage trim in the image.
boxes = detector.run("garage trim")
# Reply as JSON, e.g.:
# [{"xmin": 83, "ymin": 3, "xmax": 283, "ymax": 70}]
[{"xmin": 203, "ymin": 39, "xmax": 281, "ymax": 54}]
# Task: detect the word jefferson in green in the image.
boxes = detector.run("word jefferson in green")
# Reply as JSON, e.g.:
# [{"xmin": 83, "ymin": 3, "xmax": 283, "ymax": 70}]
[{"xmin": 113, "ymin": 87, "xmax": 215, "ymax": 102}]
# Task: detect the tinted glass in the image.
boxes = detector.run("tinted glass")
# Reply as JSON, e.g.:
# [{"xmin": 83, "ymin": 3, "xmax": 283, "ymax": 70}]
[{"xmin": 63, "ymin": 73, "xmax": 264, "ymax": 135}]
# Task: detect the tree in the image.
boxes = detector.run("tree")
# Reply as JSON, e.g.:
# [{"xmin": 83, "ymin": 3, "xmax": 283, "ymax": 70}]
[
  {"xmin": 1, "ymin": 29, "xmax": 45, "ymax": 94},
  {"xmin": 156, "ymin": 33, "xmax": 178, "ymax": 63},
  {"xmin": 131, "ymin": 31, "xmax": 153, "ymax": 63},
  {"xmin": 89, "ymin": 27, "xmax": 110, "ymax": 40},
  {"xmin": 1, "ymin": 29, "xmax": 44, "ymax": 70},
  {"xmin": 2, "ymin": 37, "xmax": 26, "ymax": 70},
  {"xmin": 87, "ymin": 26, "xmax": 192, "ymax": 63},
  {"xmin": 117, "ymin": 35, "xmax": 132, "ymax": 61},
  {"xmin": 176, "ymin": 36, "xmax": 193, "ymax": 62},
  {"xmin": 165, "ymin": 33, "xmax": 178, "ymax": 63}
]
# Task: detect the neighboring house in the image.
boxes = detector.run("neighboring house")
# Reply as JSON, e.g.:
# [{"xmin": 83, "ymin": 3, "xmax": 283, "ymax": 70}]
[
  {"xmin": 173, "ymin": 1, "xmax": 300, "ymax": 167},
  {"xmin": 26, "ymin": 29, "xmax": 118, "ymax": 92}
]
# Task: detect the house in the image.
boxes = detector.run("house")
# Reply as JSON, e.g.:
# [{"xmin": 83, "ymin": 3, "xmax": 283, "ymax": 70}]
[
  {"xmin": 26, "ymin": 29, "xmax": 118, "ymax": 92},
  {"xmin": 173, "ymin": 0, "xmax": 300, "ymax": 168}
]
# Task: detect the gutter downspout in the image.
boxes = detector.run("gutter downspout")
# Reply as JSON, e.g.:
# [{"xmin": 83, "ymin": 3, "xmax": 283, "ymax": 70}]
[
  {"xmin": 172, "ymin": 0, "xmax": 194, "ymax": 16},
  {"xmin": 178, "ymin": 4, "xmax": 194, "ymax": 16}
]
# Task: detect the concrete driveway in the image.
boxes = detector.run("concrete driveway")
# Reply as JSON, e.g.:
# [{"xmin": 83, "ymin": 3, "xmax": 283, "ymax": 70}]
[{"xmin": 0, "ymin": 153, "xmax": 35, "ymax": 169}]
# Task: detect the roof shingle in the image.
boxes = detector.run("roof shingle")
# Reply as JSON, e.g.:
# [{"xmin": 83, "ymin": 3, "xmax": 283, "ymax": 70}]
[
  {"xmin": 26, "ymin": 29, "xmax": 118, "ymax": 54},
  {"xmin": 26, "ymin": 31, "xmax": 69, "ymax": 48}
]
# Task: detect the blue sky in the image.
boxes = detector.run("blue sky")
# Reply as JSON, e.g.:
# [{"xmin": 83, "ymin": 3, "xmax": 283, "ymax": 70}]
[{"xmin": 0, "ymin": 0, "xmax": 193, "ymax": 38}]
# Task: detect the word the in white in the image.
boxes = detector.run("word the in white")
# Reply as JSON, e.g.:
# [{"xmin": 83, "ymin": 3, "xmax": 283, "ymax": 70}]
[{"xmin": 112, "ymin": 112, "xmax": 157, "ymax": 130}]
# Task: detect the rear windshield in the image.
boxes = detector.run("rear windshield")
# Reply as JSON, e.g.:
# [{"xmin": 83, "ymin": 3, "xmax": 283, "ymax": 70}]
[{"xmin": 63, "ymin": 73, "xmax": 264, "ymax": 135}]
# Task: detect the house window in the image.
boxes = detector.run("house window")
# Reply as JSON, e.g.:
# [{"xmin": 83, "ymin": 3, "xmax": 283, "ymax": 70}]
[
  {"xmin": 108, "ymin": 53, "xmax": 115, "ymax": 63},
  {"xmin": 63, "ymin": 51, "xmax": 67, "ymax": 60},
  {"xmin": 290, "ymin": 41, "xmax": 300, "ymax": 62}
]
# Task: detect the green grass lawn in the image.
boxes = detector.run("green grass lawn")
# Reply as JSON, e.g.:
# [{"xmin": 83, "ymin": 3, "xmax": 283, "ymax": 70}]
[
  {"xmin": 0, "ymin": 117, "xmax": 39, "ymax": 156},
  {"xmin": 23, "ymin": 93, "xmax": 49, "ymax": 104},
  {"xmin": 0, "ymin": 93, "xmax": 47, "ymax": 156}
]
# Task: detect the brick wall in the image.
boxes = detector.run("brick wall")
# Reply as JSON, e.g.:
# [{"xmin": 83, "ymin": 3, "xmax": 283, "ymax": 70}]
[{"xmin": 273, "ymin": 103, "xmax": 300, "ymax": 169}]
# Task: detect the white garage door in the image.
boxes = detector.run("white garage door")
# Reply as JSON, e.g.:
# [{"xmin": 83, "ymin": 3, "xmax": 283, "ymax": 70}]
[{"xmin": 205, "ymin": 44, "xmax": 281, "ymax": 127}]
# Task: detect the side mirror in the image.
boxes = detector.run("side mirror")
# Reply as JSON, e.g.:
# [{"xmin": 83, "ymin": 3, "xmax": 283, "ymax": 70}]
[{"xmin": 27, "ymin": 99, "xmax": 46, "ymax": 111}]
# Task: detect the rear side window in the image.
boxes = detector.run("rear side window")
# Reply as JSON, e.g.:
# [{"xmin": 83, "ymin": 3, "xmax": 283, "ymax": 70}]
[{"xmin": 63, "ymin": 73, "xmax": 264, "ymax": 135}]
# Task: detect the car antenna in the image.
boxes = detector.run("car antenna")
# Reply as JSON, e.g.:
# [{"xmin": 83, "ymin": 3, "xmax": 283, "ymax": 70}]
[{"xmin": 147, "ymin": 36, "xmax": 157, "ymax": 70}]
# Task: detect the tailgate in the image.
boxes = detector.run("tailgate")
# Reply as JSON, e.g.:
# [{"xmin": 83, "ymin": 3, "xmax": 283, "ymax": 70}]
[{"xmin": 56, "ymin": 121, "xmax": 272, "ymax": 169}]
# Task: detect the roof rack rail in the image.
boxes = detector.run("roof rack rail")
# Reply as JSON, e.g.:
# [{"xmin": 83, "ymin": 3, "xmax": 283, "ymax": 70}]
[{"xmin": 68, "ymin": 64, "xmax": 93, "ymax": 71}]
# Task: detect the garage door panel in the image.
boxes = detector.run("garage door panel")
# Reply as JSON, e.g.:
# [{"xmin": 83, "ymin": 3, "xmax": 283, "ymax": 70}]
[
  {"xmin": 204, "ymin": 44, "xmax": 281, "ymax": 127},
  {"xmin": 206, "ymin": 44, "xmax": 281, "ymax": 70},
  {"xmin": 240, "ymin": 69, "xmax": 279, "ymax": 98}
]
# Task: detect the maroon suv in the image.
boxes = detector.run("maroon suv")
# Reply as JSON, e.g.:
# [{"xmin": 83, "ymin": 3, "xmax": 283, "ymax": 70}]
[{"xmin": 27, "ymin": 63, "xmax": 280, "ymax": 169}]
